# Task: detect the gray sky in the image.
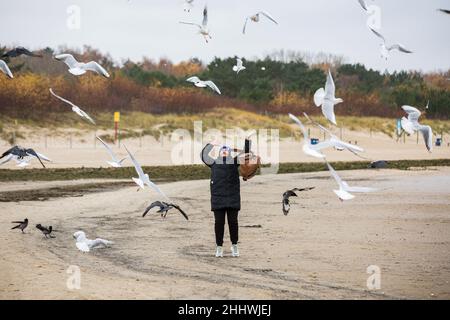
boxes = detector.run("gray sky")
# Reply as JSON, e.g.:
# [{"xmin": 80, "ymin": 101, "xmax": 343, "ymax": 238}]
[{"xmin": 1, "ymin": 0, "xmax": 449, "ymax": 72}]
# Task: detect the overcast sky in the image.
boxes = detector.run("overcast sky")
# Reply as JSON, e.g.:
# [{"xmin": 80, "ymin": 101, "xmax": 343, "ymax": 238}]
[{"xmin": 1, "ymin": 0, "xmax": 449, "ymax": 72}]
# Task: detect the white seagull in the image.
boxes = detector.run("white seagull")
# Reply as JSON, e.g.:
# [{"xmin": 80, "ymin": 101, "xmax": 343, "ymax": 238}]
[
  {"xmin": 243, "ymin": 11, "xmax": 278, "ymax": 34},
  {"xmin": 289, "ymin": 113, "xmax": 363, "ymax": 159},
  {"xmin": 96, "ymin": 136, "xmax": 127, "ymax": 167},
  {"xmin": 179, "ymin": 5, "xmax": 211, "ymax": 43},
  {"xmin": 124, "ymin": 145, "xmax": 168, "ymax": 199},
  {"xmin": 0, "ymin": 60, "xmax": 13, "ymax": 78},
  {"xmin": 303, "ymin": 113, "xmax": 367, "ymax": 158},
  {"xmin": 186, "ymin": 76, "xmax": 221, "ymax": 94},
  {"xmin": 49, "ymin": 88, "xmax": 96, "ymax": 125},
  {"xmin": 400, "ymin": 105, "xmax": 433, "ymax": 152},
  {"xmin": 326, "ymin": 161, "xmax": 377, "ymax": 201},
  {"xmin": 184, "ymin": 0, "xmax": 194, "ymax": 12},
  {"xmin": 369, "ymin": 27, "xmax": 413, "ymax": 60},
  {"xmin": 54, "ymin": 53, "xmax": 110, "ymax": 78},
  {"xmin": 232, "ymin": 58, "xmax": 246, "ymax": 74},
  {"xmin": 358, "ymin": 0, "xmax": 375, "ymax": 11},
  {"xmin": 314, "ymin": 70, "xmax": 343, "ymax": 125},
  {"xmin": 73, "ymin": 231, "xmax": 113, "ymax": 253}
]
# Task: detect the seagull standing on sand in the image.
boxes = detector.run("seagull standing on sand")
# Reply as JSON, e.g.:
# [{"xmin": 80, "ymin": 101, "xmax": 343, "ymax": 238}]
[
  {"xmin": 186, "ymin": 76, "xmax": 221, "ymax": 94},
  {"xmin": 73, "ymin": 231, "xmax": 113, "ymax": 253},
  {"xmin": 96, "ymin": 136, "xmax": 127, "ymax": 167},
  {"xmin": 54, "ymin": 53, "xmax": 110, "ymax": 78},
  {"xmin": 2, "ymin": 47, "xmax": 42, "ymax": 58},
  {"xmin": 179, "ymin": 5, "xmax": 212, "ymax": 43},
  {"xmin": 143, "ymin": 201, "xmax": 189, "ymax": 220},
  {"xmin": 289, "ymin": 114, "xmax": 363, "ymax": 159},
  {"xmin": 50, "ymin": 89, "xmax": 96, "ymax": 125},
  {"xmin": 243, "ymin": 11, "xmax": 278, "ymax": 34},
  {"xmin": 314, "ymin": 70, "xmax": 343, "ymax": 125},
  {"xmin": 369, "ymin": 27, "xmax": 413, "ymax": 60},
  {"xmin": 11, "ymin": 219, "xmax": 28, "ymax": 233},
  {"xmin": 400, "ymin": 105, "xmax": 433, "ymax": 152},
  {"xmin": 326, "ymin": 161, "xmax": 377, "ymax": 201},
  {"xmin": 0, "ymin": 146, "xmax": 51, "ymax": 168},
  {"xmin": 124, "ymin": 145, "xmax": 168, "ymax": 199},
  {"xmin": 0, "ymin": 60, "xmax": 13, "ymax": 78},
  {"xmin": 232, "ymin": 58, "xmax": 246, "ymax": 74},
  {"xmin": 282, "ymin": 188, "xmax": 315, "ymax": 216}
]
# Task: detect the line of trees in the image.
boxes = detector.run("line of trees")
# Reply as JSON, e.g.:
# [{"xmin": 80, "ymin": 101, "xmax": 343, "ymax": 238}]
[{"xmin": 0, "ymin": 45, "xmax": 449, "ymax": 122}]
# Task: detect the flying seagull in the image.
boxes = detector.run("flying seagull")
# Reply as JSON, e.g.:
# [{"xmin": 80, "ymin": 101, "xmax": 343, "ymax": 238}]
[
  {"xmin": 437, "ymin": 9, "xmax": 450, "ymax": 15},
  {"xmin": 243, "ymin": 11, "xmax": 278, "ymax": 34},
  {"xmin": 36, "ymin": 224, "xmax": 55, "ymax": 238},
  {"xmin": 143, "ymin": 201, "xmax": 189, "ymax": 220},
  {"xmin": 0, "ymin": 60, "xmax": 13, "ymax": 78},
  {"xmin": 289, "ymin": 114, "xmax": 363, "ymax": 159},
  {"xmin": 303, "ymin": 113, "xmax": 367, "ymax": 159},
  {"xmin": 54, "ymin": 53, "xmax": 110, "ymax": 78},
  {"xmin": 369, "ymin": 27, "xmax": 413, "ymax": 60},
  {"xmin": 2, "ymin": 47, "xmax": 42, "ymax": 58},
  {"xmin": 73, "ymin": 231, "xmax": 113, "ymax": 253},
  {"xmin": 49, "ymin": 88, "xmax": 96, "ymax": 125},
  {"xmin": 186, "ymin": 76, "xmax": 221, "ymax": 94},
  {"xmin": 184, "ymin": 0, "xmax": 194, "ymax": 12},
  {"xmin": 314, "ymin": 70, "xmax": 343, "ymax": 125},
  {"xmin": 401, "ymin": 105, "xmax": 433, "ymax": 152},
  {"xmin": 232, "ymin": 58, "xmax": 246, "ymax": 74},
  {"xmin": 11, "ymin": 218, "xmax": 28, "ymax": 233},
  {"xmin": 282, "ymin": 188, "xmax": 315, "ymax": 216},
  {"xmin": 96, "ymin": 136, "xmax": 127, "ymax": 167},
  {"xmin": 0, "ymin": 146, "xmax": 51, "ymax": 168},
  {"xmin": 326, "ymin": 161, "xmax": 377, "ymax": 201},
  {"xmin": 179, "ymin": 5, "xmax": 212, "ymax": 43},
  {"xmin": 358, "ymin": 0, "xmax": 369, "ymax": 11},
  {"xmin": 123, "ymin": 145, "xmax": 168, "ymax": 199}
]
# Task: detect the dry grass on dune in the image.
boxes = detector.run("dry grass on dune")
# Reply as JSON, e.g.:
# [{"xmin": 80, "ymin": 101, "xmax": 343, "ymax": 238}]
[{"xmin": 1, "ymin": 108, "xmax": 450, "ymax": 141}]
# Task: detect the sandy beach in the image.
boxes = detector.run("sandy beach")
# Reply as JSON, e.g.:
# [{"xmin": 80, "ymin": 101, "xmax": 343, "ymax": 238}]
[
  {"xmin": 1, "ymin": 167, "xmax": 449, "ymax": 300},
  {"xmin": 1, "ymin": 128, "xmax": 449, "ymax": 169}
]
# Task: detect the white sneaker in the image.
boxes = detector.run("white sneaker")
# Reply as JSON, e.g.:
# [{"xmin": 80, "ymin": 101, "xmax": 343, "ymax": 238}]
[
  {"xmin": 231, "ymin": 244, "xmax": 240, "ymax": 257},
  {"xmin": 215, "ymin": 246, "xmax": 223, "ymax": 258}
]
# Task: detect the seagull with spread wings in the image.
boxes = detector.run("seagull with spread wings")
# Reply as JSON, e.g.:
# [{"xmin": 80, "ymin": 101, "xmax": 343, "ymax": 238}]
[
  {"xmin": 326, "ymin": 161, "xmax": 377, "ymax": 202},
  {"xmin": 54, "ymin": 53, "xmax": 110, "ymax": 77},
  {"xmin": 50, "ymin": 88, "xmax": 96, "ymax": 125},
  {"xmin": 179, "ymin": 5, "xmax": 212, "ymax": 43},
  {"xmin": 243, "ymin": 11, "xmax": 278, "ymax": 34},
  {"xmin": 186, "ymin": 76, "xmax": 221, "ymax": 94},
  {"xmin": 96, "ymin": 136, "xmax": 127, "ymax": 167},
  {"xmin": 289, "ymin": 114, "xmax": 364, "ymax": 159},
  {"xmin": 400, "ymin": 105, "xmax": 433, "ymax": 152},
  {"xmin": 282, "ymin": 188, "xmax": 315, "ymax": 216},
  {"xmin": 124, "ymin": 145, "xmax": 168, "ymax": 199},
  {"xmin": 314, "ymin": 70, "xmax": 343, "ymax": 125},
  {"xmin": 232, "ymin": 58, "xmax": 246, "ymax": 74},
  {"xmin": 142, "ymin": 201, "xmax": 189, "ymax": 220},
  {"xmin": 369, "ymin": 27, "xmax": 413, "ymax": 60}
]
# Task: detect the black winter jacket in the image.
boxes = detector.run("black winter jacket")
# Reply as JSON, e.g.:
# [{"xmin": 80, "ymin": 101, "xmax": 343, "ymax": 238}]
[{"xmin": 201, "ymin": 144, "xmax": 241, "ymax": 211}]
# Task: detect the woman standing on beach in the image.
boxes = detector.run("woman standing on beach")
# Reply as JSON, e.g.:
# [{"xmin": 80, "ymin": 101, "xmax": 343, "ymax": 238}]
[{"xmin": 201, "ymin": 139, "xmax": 259, "ymax": 258}]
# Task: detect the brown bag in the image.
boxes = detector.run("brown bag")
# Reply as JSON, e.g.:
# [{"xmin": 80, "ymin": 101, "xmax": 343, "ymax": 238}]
[{"xmin": 238, "ymin": 153, "xmax": 261, "ymax": 181}]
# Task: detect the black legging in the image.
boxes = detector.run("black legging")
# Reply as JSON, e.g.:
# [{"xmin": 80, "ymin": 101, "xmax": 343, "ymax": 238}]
[{"xmin": 214, "ymin": 209, "xmax": 239, "ymax": 246}]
